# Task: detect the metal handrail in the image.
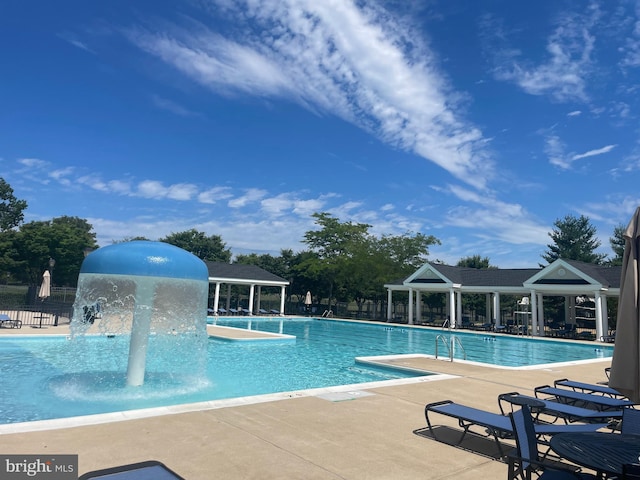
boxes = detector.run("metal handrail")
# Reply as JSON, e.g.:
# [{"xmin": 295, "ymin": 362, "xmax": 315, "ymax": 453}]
[{"xmin": 435, "ymin": 334, "xmax": 467, "ymax": 362}]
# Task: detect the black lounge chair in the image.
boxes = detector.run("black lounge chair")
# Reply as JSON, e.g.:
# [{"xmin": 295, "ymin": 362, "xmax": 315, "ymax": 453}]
[
  {"xmin": 228, "ymin": 308, "xmax": 239, "ymax": 315},
  {"xmin": 498, "ymin": 392, "xmax": 623, "ymax": 424},
  {"xmin": 507, "ymin": 405, "xmax": 596, "ymax": 480},
  {"xmin": 424, "ymin": 400, "xmax": 609, "ymax": 458},
  {"xmin": 553, "ymin": 378, "xmax": 625, "ymax": 398},
  {"xmin": 258, "ymin": 309, "xmax": 268, "ymax": 314},
  {"xmin": 534, "ymin": 386, "xmax": 636, "ymax": 412},
  {"xmin": 79, "ymin": 460, "xmax": 184, "ymax": 479},
  {"xmin": 269, "ymin": 309, "xmax": 280, "ymax": 315}
]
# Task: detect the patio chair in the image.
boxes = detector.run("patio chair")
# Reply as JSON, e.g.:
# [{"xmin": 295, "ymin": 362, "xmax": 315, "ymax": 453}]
[
  {"xmin": 498, "ymin": 392, "xmax": 622, "ymax": 425},
  {"xmin": 79, "ymin": 460, "xmax": 184, "ymax": 479},
  {"xmin": 269, "ymin": 309, "xmax": 280, "ymax": 315},
  {"xmin": 424, "ymin": 400, "xmax": 609, "ymax": 459},
  {"xmin": 534, "ymin": 386, "xmax": 636, "ymax": 412},
  {"xmin": 217, "ymin": 308, "xmax": 227, "ymax": 315},
  {"xmin": 553, "ymin": 378, "xmax": 625, "ymax": 398},
  {"xmin": 507, "ymin": 405, "xmax": 596, "ymax": 480},
  {"xmin": 621, "ymin": 407, "xmax": 640, "ymax": 435},
  {"xmin": 228, "ymin": 308, "xmax": 239, "ymax": 315},
  {"xmin": 0, "ymin": 313, "xmax": 21, "ymax": 328}
]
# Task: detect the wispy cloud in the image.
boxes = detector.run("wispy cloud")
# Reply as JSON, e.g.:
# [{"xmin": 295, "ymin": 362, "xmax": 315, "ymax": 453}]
[
  {"xmin": 125, "ymin": 0, "xmax": 494, "ymax": 189},
  {"xmin": 567, "ymin": 110, "xmax": 582, "ymax": 117},
  {"xmin": 545, "ymin": 135, "xmax": 616, "ymax": 169},
  {"xmin": 490, "ymin": 3, "xmax": 600, "ymax": 102},
  {"xmin": 58, "ymin": 32, "xmax": 96, "ymax": 54},
  {"xmin": 620, "ymin": 2, "xmax": 640, "ymax": 68},
  {"xmin": 572, "ymin": 144, "xmax": 616, "ymax": 161}
]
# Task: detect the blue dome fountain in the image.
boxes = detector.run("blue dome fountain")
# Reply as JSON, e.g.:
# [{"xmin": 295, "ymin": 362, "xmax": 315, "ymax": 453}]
[{"xmin": 72, "ymin": 241, "xmax": 209, "ymax": 387}]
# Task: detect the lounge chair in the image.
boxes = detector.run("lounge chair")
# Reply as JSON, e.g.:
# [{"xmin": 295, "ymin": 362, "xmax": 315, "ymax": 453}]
[
  {"xmin": 621, "ymin": 407, "xmax": 640, "ymax": 435},
  {"xmin": 240, "ymin": 308, "xmax": 251, "ymax": 315},
  {"xmin": 216, "ymin": 308, "xmax": 227, "ymax": 315},
  {"xmin": 0, "ymin": 313, "xmax": 21, "ymax": 329},
  {"xmin": 534, "ymin": 386, "xmax": 636, "ymax": 412},
  {"xmin": 424, "ymin": 400, "xmax": 609, "ymax": 458},
  {"xmin": 498, "ymin": 392, "xmax": 623, "ymax": 424},
  {"xmin": 228, "ymin": 308, "xmax": 239, "ymax": 315},
  {"xmin": 553, "ymin": 378, "xmax": 625, "ymax": 398},
  {"xmin": 507, "ymin": 405, "xmax": 596, "ymax": 480},
  {"xmin": 79, "ymin": 460, "xmax": 184, "ymax": 479},
  {"xmin": 269, "ymin": 309, "xmax": 280, "ymax": 315},
  {"xmin": 258, "ymin": 309, "xmax": 268, "ymax": 315}
]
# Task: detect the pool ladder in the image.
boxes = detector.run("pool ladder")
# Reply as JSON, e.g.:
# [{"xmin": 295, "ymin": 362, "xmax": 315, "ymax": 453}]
[{"xmin": 435, "ymin": 334, "xmax": 467, "ymax": 362}]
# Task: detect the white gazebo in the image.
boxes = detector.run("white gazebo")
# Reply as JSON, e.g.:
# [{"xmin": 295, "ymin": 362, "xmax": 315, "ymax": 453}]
[
  {"xmin": 205, "ymin": 262, "xmax": 289, "ymax": 315},
  {"xmin": 384, "ymin": 259, "xmax": 621, "ymax": 342}
]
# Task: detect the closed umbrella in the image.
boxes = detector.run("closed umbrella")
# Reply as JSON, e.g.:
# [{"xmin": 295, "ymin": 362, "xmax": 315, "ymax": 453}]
[
  {"xmin": 609, "ymin": 206, "xmax": 640, "ymax": 401},
  {"xmin": 304, "ymin": 291, "xmax": 312, "ymax": 315},
  {"xmin": 38, "ymin": 270, "xmax": 51, "ymax": 300}
]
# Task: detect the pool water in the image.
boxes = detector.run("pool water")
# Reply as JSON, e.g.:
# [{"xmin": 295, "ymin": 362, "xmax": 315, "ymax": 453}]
[{"xmin": 0, "ymin": 318, "xmax": 612, "ymax": 425}]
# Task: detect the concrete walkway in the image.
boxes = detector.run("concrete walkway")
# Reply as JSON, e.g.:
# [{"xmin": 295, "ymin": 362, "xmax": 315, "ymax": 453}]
[{"xmin": 0, "ymin": 323, "xmax": 612, "ymax": 479}]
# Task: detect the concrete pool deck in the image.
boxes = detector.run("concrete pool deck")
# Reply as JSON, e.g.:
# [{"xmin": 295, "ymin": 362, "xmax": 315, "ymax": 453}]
[{"xmin": 0, "ymin": 323, "xmax": 612, "ymax": 479}]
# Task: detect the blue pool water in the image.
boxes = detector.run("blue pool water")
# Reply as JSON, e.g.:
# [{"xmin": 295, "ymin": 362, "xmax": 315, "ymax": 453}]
[{"xmin": 0, "ymin": 318, "xmax": 612, "ymax": 425}]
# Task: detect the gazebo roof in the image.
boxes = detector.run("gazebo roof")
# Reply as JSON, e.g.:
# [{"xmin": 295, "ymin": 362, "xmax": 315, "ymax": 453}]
[
  {"xmin": 204, "ymin": 262, "xmax": 289, "ymax": 287},
  {"xmin": 385, "ymin": 259, "xmax": 621, "ymax": 295}
]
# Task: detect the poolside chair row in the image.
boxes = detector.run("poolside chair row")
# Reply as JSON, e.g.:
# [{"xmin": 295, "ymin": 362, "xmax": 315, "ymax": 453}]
[{"xmin": 424, "ymin": 400, "xmax": 610, "ymax": 459}]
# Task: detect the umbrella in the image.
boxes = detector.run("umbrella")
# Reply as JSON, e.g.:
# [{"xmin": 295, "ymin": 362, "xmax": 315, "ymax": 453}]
[
  {"xmin": 609, "ymin": 206, "xmax": 640, "ymax": 401},
  {"xmin": 38, "ymin": 270, "xmax": 51, "ymax": 301},
  {"xmin": 304, "ymin": 291, "xmax": 312, "ymax": 315}
]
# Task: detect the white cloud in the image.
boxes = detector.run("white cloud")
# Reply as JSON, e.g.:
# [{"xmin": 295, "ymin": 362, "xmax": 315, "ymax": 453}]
[
  {"xmin": 126, "ymin": 0, "xmax": 494, "ymax": 189},
  {"xmin": 228, "ymin": 188, "xmax": 267, "ymax": 208},
  {"xmin": 567, "ymin": 110, "xmax": 582, "ymax": 116},
  {"xmin": 198, "ymin": 186, "xmax": 233, "ymax": 204},
  {"xmin": 492, "ymin": 3, "xmax": 600, "ymax": 102},
  {"xmin": 150, "ymin": 95, "xmax": 201, "ymax": 117},
  {"xmin": 571, "ymin": 144, "xmax": 616, "ymax": 161}
]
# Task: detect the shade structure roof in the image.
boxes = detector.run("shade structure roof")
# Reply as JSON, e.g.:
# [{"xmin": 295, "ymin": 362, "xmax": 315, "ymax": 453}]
[
  {"xmin": 204, "ymin": 262, "xmax": 289, "ymax": 287},
  {"xmin": 386, "ymin": 259, "xmax": 621, "ymax": 296}
]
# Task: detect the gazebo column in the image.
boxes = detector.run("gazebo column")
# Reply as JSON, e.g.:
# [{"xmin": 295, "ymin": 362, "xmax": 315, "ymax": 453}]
[
  {"xmin": 387, "ymin": 288, "xmax": 393, "ymax": 321},
  {"xmin": 493, "ymin": 292, "xmax": 501, "ymax": 327},
  {"xmin": 456, "ymin": 290, "xmax": 462, "ymax": 328},
  {"xmin": 530, "ymin": 291, "xmax": 538, "ymax": 336},
  {"xmin": 408, "ymin": 288, "xmax": 414, "ymax": 325},
  {"xmin": 448, "ymin": 289, "xmax": 456, "ymax": 327},
  {"xmin": 537, "ymin": 293, "xmax": 545, "ymax": 336},
  {"xmin": 248, "ymin": 284, "xmax": 255, "ymax": 315},
  {"xmin": 416, "ymin": 291, "xmax": 422, "ymax": 325},
  {"xmin": 213, "ymin": 282, "xmax": 221, "ymax": 315},
  {"xmin": 256, "ymin": 286, "xmax": 262, "ymax": 312},
  {"xmin": 279, "ymin": 286, "xmax": 286, "ymax": 315},
  {"xmin": 485, "ymin": 293, "xmax": 491, "ymax": 325},
  {"xmin": 595, "ymin": 292, "xmax": 607, "ymax": 341},
  {"xmin": 567, "ymin": 296, "xmax": 575, "ymax": 324},
  {"xmin": 599, "ymin": 293, "xmax": 609, "ymax": 340}
]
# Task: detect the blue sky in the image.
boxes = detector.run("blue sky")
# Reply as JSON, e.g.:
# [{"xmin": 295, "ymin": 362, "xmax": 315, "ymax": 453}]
[{"xmin": 2, "ymin": 0, "xmax": 640, "ymax": 268}]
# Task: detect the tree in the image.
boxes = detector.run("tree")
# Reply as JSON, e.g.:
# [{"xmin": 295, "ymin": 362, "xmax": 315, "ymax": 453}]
[
  {"xmin": 609, "ymin": 224, "xmax": 626, "ymax": 266},
  {"xmin": 302, "ymin": 212, "xmax": 372, "ymax": 308},
  {"xmin": 541, "ymin": 214, "xmax": 607, "ymax": 265},
  {"xmin": 12, "ymin": 216, "xmax": 97, "ymax": 286},
  {"xmin": 0, "ymin": 178, "xmax": 27, "ymax": 231},
  {"xmin": 457, "ymin": 255, "xmax": 494, "ymax": 269},
  {"xmin": 160, "ymin": 229, "xmax": 231, "ymax": 262}
]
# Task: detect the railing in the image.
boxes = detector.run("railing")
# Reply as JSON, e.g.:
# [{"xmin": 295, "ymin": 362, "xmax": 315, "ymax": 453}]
[{"xmin": 435, "ymin": 334, "xmax": 467, "ymax": 362}]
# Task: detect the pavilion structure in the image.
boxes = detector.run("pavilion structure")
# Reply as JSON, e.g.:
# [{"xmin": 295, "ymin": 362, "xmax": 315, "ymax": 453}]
[
  {"xmin": 384, "ymin": 259, "xmax": 621, "ymax": 342},
  {"xmin": 205, "ymin": 262, "xmax": 289, "ymax": 315}
]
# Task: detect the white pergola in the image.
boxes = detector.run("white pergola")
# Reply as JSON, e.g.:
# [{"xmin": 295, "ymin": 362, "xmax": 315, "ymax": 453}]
[
  {"xmin": 206, "ymin": 262, "xmax": 289, "ymax": 315},
  {"xmin": 384, "ymin": 259, "xmax": 621, "ymax": 342}
]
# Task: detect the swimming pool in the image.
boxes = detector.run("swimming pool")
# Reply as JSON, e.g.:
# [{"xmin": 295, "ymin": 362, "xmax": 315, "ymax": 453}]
[{"xmin": 0, "ymin": 318, "xmax": 612, "ymax": 426}]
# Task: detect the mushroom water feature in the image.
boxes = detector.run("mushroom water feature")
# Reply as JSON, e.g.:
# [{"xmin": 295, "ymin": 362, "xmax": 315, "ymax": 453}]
[{"xmin": 71, "ymin": 241, "xmax": 209, "ymax": 388}]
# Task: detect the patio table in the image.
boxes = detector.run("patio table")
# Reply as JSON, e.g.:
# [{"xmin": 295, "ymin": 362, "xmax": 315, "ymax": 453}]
[{"xmin": 550, "ymin": 432, "xmax": 640, "ymax": 477}]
